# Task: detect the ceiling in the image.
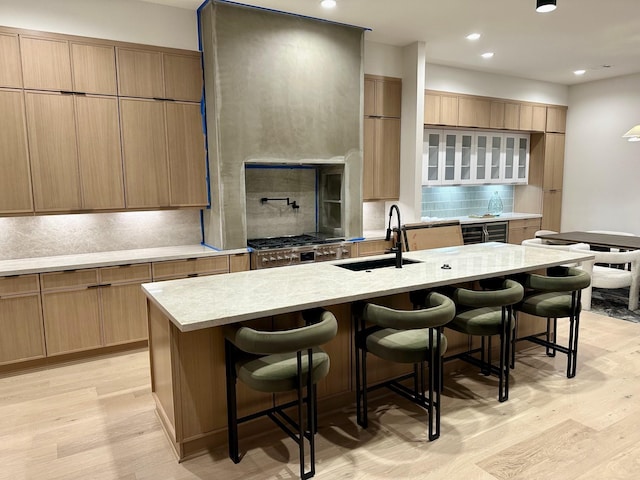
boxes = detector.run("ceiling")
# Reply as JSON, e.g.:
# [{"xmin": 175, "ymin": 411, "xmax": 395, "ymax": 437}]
[{"xmin": 141, "ymin": 0, "xmax": 640, "ymax": 86}]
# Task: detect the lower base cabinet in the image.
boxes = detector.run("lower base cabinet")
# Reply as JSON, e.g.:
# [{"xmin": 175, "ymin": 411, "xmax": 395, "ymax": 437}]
[
  {"xmin": 0, "ymin": 285, "xmax": 45, "ymax": 365},
  {"xmin": 508, "ymin": 218, "xmax": 542, "ymax": 245}
]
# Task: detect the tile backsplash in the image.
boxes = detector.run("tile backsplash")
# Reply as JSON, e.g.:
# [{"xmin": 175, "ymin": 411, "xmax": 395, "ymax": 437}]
[
  {"xmin": 421, "ymin": 185, "xmax": 514, "ymax": 218},
  {"xmin": 0, "ymin": 210, "xmax": 202, "ymax": 260}
]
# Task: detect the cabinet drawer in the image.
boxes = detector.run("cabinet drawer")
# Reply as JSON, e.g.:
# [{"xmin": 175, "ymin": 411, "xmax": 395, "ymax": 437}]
[
  {"xmin": 152, "ymin": 256, "xmax": 229, "ymax": 280},
  {"xmin": 99, "ymin": 263, "xmax": 152, "ymax": 284},
  {"xmin": 509, "ymin": 218, "xmax": 541, "ymax": 230},
  {"xmin": 41, "ymin": 269, "xmax": 98, "ymax": 291},
  {"xmin": 0, "ymin": 274, "xmax": 40, "ymax": 296}
]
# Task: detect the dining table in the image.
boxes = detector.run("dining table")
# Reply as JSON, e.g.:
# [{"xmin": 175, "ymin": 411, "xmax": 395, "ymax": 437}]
[{"xmin": 535, "ymin": 231, "xmax": 640, "ymax": 251}]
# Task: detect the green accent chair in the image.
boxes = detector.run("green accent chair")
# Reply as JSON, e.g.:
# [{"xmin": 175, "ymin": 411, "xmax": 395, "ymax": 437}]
[
  {"xmin": 224, "ymin": 308, "xmax": 338, "ymax": 480},
  {"xmin": 354, "ymin": 292, "xmax": 455, "ymax": 441},
  {"xmin": 445, "ymin": 279, "xmax": 524, "ymax": 402},
  {"xmin": 514, "ymin": 266, "xmax": 591, "ymax": 378}
]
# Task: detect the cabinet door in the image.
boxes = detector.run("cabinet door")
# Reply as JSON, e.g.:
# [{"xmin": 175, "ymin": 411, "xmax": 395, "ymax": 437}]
[
  {"xmin": 546, "ymin": 106, "xmax": 567, "ymax": 133},
  {"xmin": 515, "ymin": 135, "xmax": 530, "ymax": 183},
  {"xmin": 458, "ymin": 131, "xmax": 474, "ymax": 183},
  {"xmin": 71, "ymin": 43, "xmax": 117, "ymax": 95},
  {"xmin": 20, "ymin": 36, "xmax": 72, "ymax": 91},
  {"xmin": 0, "ymin": 294, "xmax": 45, "ymax": 364},
  {"xmin": 117, "ymin": 48, "xmax": 164, "ymax": 98},
  {"xmin": 166, "ymin": 102, "xmax": 208, "ymax": 206},
  {"xmin": 364, "ymin": 77, "xmax": 376, "ymax": 117},
  {"xmin": 163, "ymin": 53, "xmax": 202, "ymax": 102},
  {"xmin": 440, "ymin": 132, "xmax": 459, "ymax": 184},
  {"xmin": 363, "ymin": 117, "xmax": 376, "ymax": 199},
  {"xmin": 490, "ymin": 101, "xmax": 505, "ymax": 129},
  {"xmin": 120, "ymin": 98, "xmax": 170, "ymax": 207},
  {"xmin": 520, "ymin": 104, "xmax": 547, "ymax": 132},
  {"xmin": 504, "ymin": 102, "xmax": 520, "ymax": 130},
  {"xmin": 101, "ymin": 284, "xmax": 148, "ymax": 345},
  {"xmin": 475, "ymin": 133, "xmax": 490, "ymax": 183},
  {"xmin": 424, "ymin": 92, "xmax": 441, "ymax": 125},
  {"xmin": 458, "ymin": 97, "xmax": 490, "ymax": 128},
  {"xmin": 543, "ymin": 133, "xmax": 565, "ymax": 190},
  {"xmin": 542, "ymin": 189, "xmax": 562, "ymax": 231},
  {"xmin": 488, "ymin": 134, "xmax": 503, "ymax": 182},
  {"xmin": 25, "ymin": 91, "xmax": 82, "ymax": 211},
  {"xmin": 422, "ymin": 129, "xmax": 443, "ymax": 185},
  {"xmin": 440, "ymin": 94, "xmax": 459, "ymax": 126},
  {"xmin": 374, "ymin": 117, "xmax": 401, "ymax": 198},
  {"xmin": 0, "ymin": 89, "xmax": 33, "ymax": 214},
  {"xmin": 42, "ymin": 288, "xmax": 102, "ymax": 355},
  {"xmin": 375, "ymin": 79, "xmax": 401, "ymax": 118},
  {"xmin": 0, "ymin": 33, "xmax": 23, "ymax": 88},
  {"xmin": 75, "ymin": 95, "xmax": 125, "ymax": 209}
]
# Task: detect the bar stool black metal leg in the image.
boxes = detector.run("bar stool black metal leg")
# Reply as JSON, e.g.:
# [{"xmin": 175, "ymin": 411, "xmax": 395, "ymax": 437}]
[{"xmin": 225, "ymin": 340, "xmax": 240, "ymax": 464}]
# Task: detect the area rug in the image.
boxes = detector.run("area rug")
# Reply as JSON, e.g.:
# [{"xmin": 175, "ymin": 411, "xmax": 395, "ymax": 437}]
[{"xmin": 589, "ymin": 288, "xmax": 640, "ymax": 323}]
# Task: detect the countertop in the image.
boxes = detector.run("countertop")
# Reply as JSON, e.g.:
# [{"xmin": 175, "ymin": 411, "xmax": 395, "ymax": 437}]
[
  {"xmin": 362, "ymin": 212, "xmax": 542, "ymax": 241},
  {"xmin": 142, "ymin": 242, "xmax": 593, "ymax": 332},
  {"xmin": 0, "ymin": 245, "xmax": 249, "ymax": 277}
]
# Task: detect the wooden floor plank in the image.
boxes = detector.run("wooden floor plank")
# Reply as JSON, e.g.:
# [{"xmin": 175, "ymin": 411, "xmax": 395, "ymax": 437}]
[{"xmin": 0, "ymin": 312, "xmax": 639, "ymax": 479}]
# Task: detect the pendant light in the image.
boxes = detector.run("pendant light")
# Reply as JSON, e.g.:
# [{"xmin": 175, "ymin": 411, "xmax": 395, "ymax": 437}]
[
  {"xmin": 536, "ymin": 0, "xmax": 557, "ymax": 13},
  {"xmin": 622, "ymin": 125, "xmax": 640, "ymax": 142}
]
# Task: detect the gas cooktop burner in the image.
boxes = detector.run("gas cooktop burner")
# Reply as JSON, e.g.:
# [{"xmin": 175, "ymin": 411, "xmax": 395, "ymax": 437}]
[{"xmin": 247, "ymin": 235, "xmax": 342, "ymax": 250}]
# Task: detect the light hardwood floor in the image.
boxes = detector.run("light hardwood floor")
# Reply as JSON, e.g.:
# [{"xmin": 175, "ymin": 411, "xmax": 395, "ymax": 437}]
[{"xmin": 1, "ymin": 310, "xmax": 639, "ymax": 480}]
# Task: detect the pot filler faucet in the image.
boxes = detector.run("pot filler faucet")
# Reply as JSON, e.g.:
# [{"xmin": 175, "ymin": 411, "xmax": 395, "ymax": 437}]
[{"xmin": 385, "ymin": 204, "xmax": 403, "ymax": 268}]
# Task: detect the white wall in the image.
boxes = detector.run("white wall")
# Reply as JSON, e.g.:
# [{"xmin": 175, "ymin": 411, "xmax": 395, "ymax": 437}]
[
  {"xmin": 425, "ymin": 63, "xmax": 569, "ymax": 106},
  {"xmin": 0, "ymin": 0, "xmax": 198, "ymax": 49},
  {"xmin": 562, "ymin": 73, "xmax": 640, "ymax": 234}
]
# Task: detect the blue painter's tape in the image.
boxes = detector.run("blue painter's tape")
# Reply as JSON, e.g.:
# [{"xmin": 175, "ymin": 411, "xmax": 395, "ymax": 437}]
[
  {"xmin": 201, "ymin": 242, "xmax": 222, "ymax": 251},
  {"xmin": 348, "ymin": 237, "xmax": 365, "ymax": 242}
]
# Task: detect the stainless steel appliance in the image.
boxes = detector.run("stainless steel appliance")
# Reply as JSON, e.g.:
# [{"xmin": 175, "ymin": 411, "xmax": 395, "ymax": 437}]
[{"xmin": 247, "ymin": 234, "xmax": 351, "ymax": 269}]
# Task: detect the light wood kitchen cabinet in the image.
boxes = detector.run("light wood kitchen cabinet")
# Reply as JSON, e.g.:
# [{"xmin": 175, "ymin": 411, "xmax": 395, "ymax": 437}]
[
  {"xmin": 25, "ymin": 91, "xmax": 82, "ymax": 211},
  {"xmin": 75, "ymin": 95, "xmax": 125, "ymax": 209},
  {"xmin": 458, "ymin": 97, "xmax": 490, "ymax": 128},
  {"xmin": 117, "ymin": 48, "xmax": 202, "ymax": 102},
  {"xmin": 546, "ymin": 105, "xmax": 567, "ymax": 133},
  {"xmin": 116, "ymin": 48, "xmax": 164, "ymax": 99},
  {"xmin": 163, "ymin": 53, "xmax": 203, "ymax": 102},
  {"xmin": 490, "ymin": 101, "xmax": 520, "ymax": 130},
  {"xmin": 364, "ymin": 75, "xmax": 401, "ymax": 118},
  {"xmin": 356, "ymin": 239, "xmax": 393, "ymax": 257},
  {"xmin": 120, "ymin": 97, "xmax": 170, "ymax": 208},
  {"xmin": 20, "ymin": 36, "xmax": 72, "ymax": 91},
  {"xmin": 424, "ymin": 91, "xmax": 458, "ymax": 126},
  {"xmin": 363, "ymin": 117, "xmax": 400, "ymax": 200},
  {"xmin": 99, "ymin": 264, "xmax": 152, "ymax": 346},
  {"xmin": 519, "ymin": 103, "xmax": 547, "ymax": 131},
  {"xmin": 166, "ymin": 102, "xmax": 208, "ymax": 206},
  {"xmin": 152, "ymin": 256, "xmax": 229, "ymax": 281},
  {"xmin": 0, "ymin": 33, "xmax": 23, "ymax": 88},
  {"xmin": 363, "ymin": 75, "xmax": 401, "ymax": 201},
  {"xmin": 508, "ymin": 218, "xmax": 542, "ymax": 245},
  {"xmin": 41, "ymin": 269, "xmax": 102, "ymax": 356},
  {"xmin": 26, "ymin": 91, "xmax": 125, "ymax": 212},
  {"xmin": 543, "ymin": 133, "xmax": 565, "ymax": 190},
  {"xmin": 0, "ymin": 89, "xmax": 34, "ymax": 214},
  {"xmin": 0, "ymin": 275, "xmax": 45, "ymax": 365},
  {"xmin": 70, "ymin": 42, "xmax": 117, "ymax": 95},
  {"xmin": 542, "ymin": 189, "xmax": 563, "ymax": 231}
]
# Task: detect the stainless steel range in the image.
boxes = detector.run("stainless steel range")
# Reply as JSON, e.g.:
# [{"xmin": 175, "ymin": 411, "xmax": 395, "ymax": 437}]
[{"xmin": 247, "ymin": 234, "xmax": 352, "ymax": 269}]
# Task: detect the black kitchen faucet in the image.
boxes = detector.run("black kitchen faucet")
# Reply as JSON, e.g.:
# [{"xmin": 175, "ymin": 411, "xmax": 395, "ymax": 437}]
[{"xmin": 385, "ymin": 204, "xmax": 403, "ymax": 268}]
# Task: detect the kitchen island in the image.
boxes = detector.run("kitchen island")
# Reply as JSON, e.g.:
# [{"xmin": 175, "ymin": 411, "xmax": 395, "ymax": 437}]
[{"xmin": 142, "ymin": 242, "xmax": 593, "ymax": 460}]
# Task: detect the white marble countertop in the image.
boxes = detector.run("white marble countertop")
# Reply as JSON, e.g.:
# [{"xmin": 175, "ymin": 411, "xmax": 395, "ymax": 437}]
[
  {"xmin": 142, "ymin": 242, "xmax": 593, "ymax": 332},
  {"xmin": 0, "ymin": 245, "xmax": 249, "ymax": 276},
  {"xmin": 362, "ymin": 213, "xmax": 542, "ymax": 240}
]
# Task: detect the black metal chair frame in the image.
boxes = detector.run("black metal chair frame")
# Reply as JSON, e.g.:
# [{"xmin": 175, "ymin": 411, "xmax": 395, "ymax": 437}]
[
  {"xmin": 353, "ymin": 310, "xmax": 443, "ymax": 441},
  {"xmin": 514, "ymin": 289, "xmax": 582, "ymax": 378},
  {"xmin": 225, "ymin": 342, "xmax": 319, "ymax": 480},
  {"xmin": 444, "ymin": 304, "xmax": 514, "ymax": 402}
]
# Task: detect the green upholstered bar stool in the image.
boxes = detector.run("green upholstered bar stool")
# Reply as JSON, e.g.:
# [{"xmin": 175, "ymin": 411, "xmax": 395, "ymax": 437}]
[
  {"xmin": 514, "ymin": 266, "xmax": 591, "ymax": 378},
  {"xmin": 354, "ymin": 292, "xmax": 455, "ymax": 441},
  {"xmin": 445, "ymin": 279, "xmax": 524, "ymax": 402},
  {"xmin": 224, "ymin": 308, "xmax": 338, "ymax": 480}
]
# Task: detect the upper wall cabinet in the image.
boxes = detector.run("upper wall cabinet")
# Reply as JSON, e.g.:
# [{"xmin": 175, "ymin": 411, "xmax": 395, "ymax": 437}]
[
  {"xmin": 489, "ymin": 101, "xmax": 520, "ymax": 130},
  {"xmin": 519, "ymin": 103, "xmax": 547, "ymax": 132},
  {"xmin": 424, "ymin": 91, "xmax": 458, "ymax": 126},
  {"xmin": 70, "ymin": 42, "xmax": 117, "ymax": 95},
  {"xmin": 116, "ymin": 48, "xmax": 203, "ymax": 102},
  {"xmin": 458, "ymin": 97, "xmax": 490, "ymax": 128},
  {"xmin": 546, "ymin": 106, "xmax": 567, "ymax": 133},
  {"xmin": 20, "ymin": 36, "xmax": 73, "ymax": 91},
  {"xmin": 0, "ymin": 33, "xmax": 23, "ymax": 88},
  {"xmin": 364, "ymin": 75, "xmax": 401, "ymax": 118}
]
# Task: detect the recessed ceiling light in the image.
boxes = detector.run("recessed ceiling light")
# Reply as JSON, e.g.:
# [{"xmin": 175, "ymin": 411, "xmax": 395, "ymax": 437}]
[
  {"xmin": 481, "ymin": 52, "xmax": 494, "ymax": 59},
  {"xmin": 573, "ymin": 69, "xmax": 586, "ymax": 76},
  {"xmin": 320, "ymin": 0, "xmax": 337, "ymax": 8},
  {"xmin": 536, "ymin": 0, "xmax": 557, "ymax": 13},
  {"xmin": 466, "ymin": 33, "xmax": 481, "ymax": 41}
]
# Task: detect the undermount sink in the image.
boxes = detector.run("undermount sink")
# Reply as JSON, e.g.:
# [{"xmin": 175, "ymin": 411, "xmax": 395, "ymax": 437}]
[{"xmin": 336, "ymin": 257, "xmax": 422, "ymax": 271}]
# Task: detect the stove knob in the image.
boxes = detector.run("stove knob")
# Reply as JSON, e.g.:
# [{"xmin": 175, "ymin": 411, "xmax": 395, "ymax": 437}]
[
  {"xmin": 329, "ymin": 250, "xmax": 335, "ymax": 255},
  {"xmin": 342, "ymin": 249, "xmax": 349, "ymax": 255},
  {"xmin": 276, "ymin": 255, "xmax": 283, "ymax": 261},
  {"xmin": 269, "ymin": 256, "xmax": 276, "ymax": 262}
]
